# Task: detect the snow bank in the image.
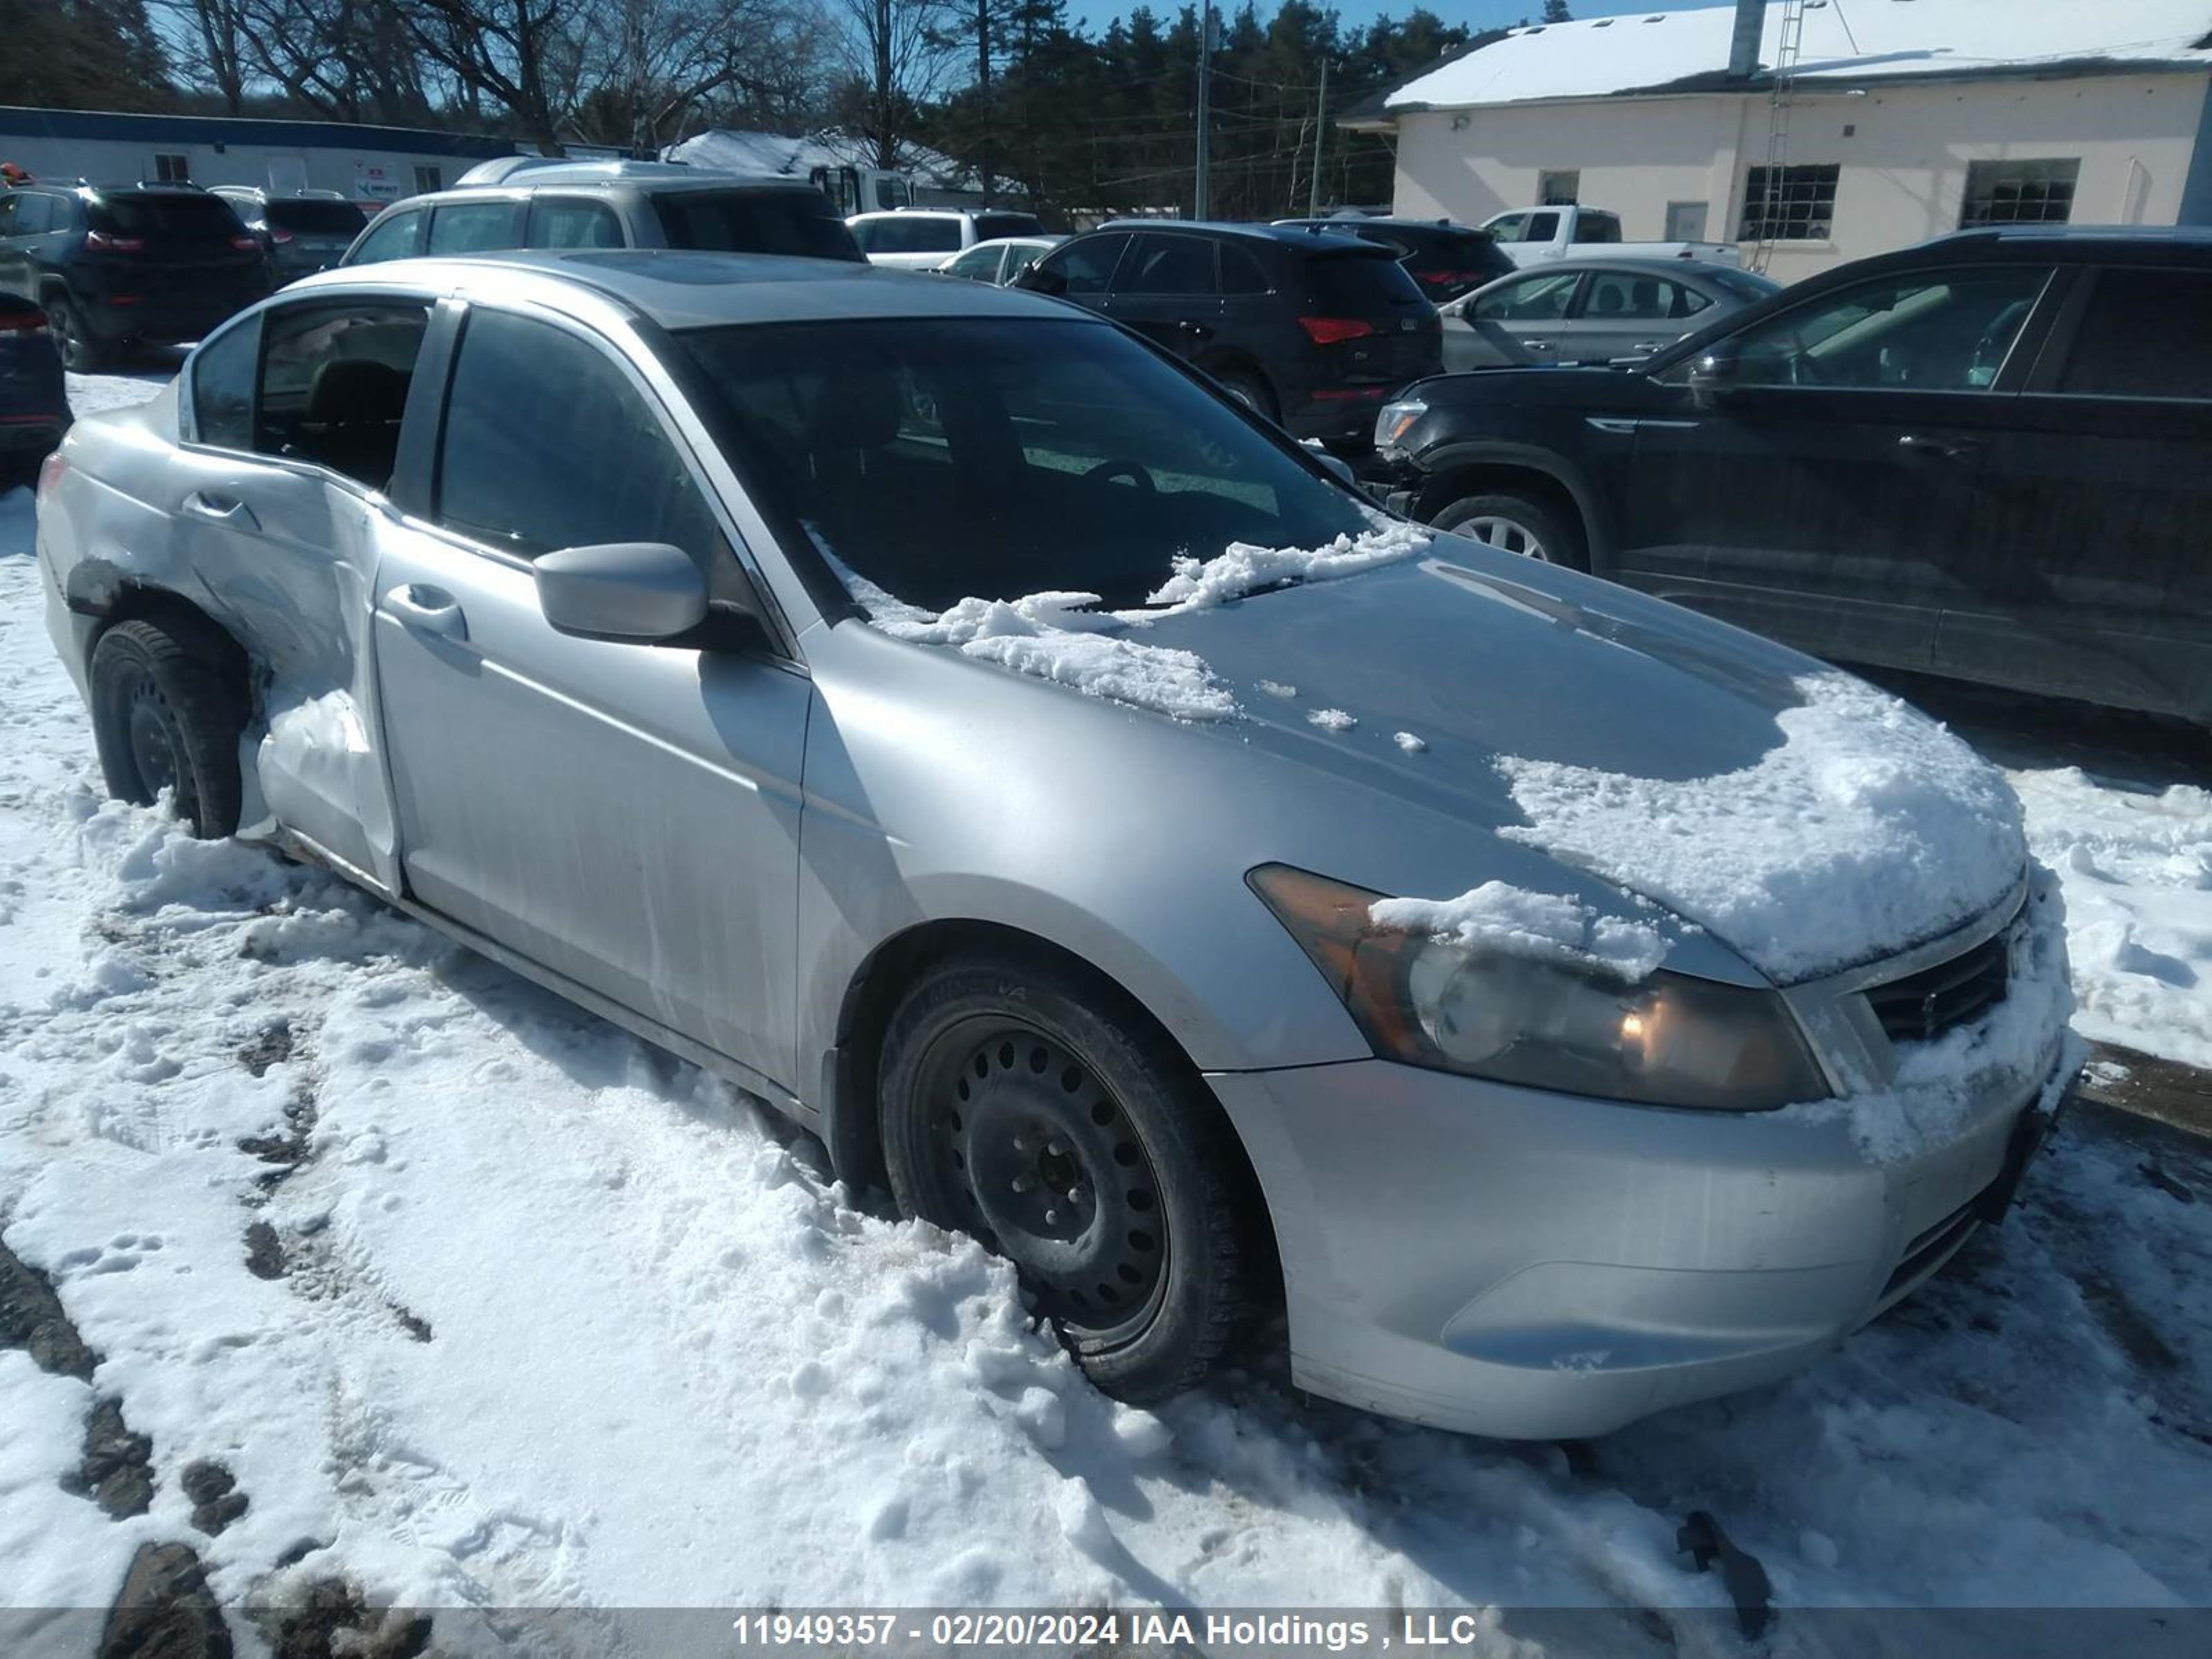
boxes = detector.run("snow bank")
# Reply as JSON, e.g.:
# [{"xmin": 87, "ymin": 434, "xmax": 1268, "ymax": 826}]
[
  {"xmin": 1497, "ymin": 673, "xmax": 2027, "ymax": 983},
  {"xmin": 1373, "ymin": 881, "xmax": 1668, "ymax": 982}
]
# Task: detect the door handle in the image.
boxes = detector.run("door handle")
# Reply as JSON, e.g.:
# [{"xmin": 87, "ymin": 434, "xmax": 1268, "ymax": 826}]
[
  {"xmin": 1631, "ymin": 340, "xmax": 1666, "ymax": 353},
  {"xmin": 1521, "ymin": 339, "xmax": 1555, "ymax": 351},
  {"xmin": 180, "ymin": 491, "xmax": 261, "ymax": 531},
  {"xmin": 1897, "ymin": 433, "xmax": 1979, "ymax": 460},
  {"xmin": 384, "ymin": 583, "xmax": 468, "ymax": 641},
  {"xmin": 1177, "ymin": 321, "xmax": 1214, "ymax": 341}
]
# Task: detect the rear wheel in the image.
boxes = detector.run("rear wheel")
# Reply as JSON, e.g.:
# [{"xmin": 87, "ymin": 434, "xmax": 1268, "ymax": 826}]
[
  {"xmin": 1214, "ymin": 368, "xmax": 1277, "ymax": 423},
  {"xmin": 44, "ymin": 296, "xmax": 102, "ymax": 373},
  {"xmin": 89, "ymin": 617, "xmax": 249, "ymax": 838},
  {"xmin": 1432, "ymin": 489, "xmax": 1586, "ymax": 570},
  {"xmin": 879, "ymin": 953, "xmax": 1260, "ymax": 1402}
]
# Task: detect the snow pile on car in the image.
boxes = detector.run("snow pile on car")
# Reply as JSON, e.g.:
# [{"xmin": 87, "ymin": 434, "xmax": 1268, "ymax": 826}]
[
  {"xmin": 1496, "ymin": 673, "xmax": 2029, "ymax": 984},
  {"xmin": 1373, "ymin": 881, "xmax": 1668, "ymax": 981},
  {"xmin": 1142, "ymin": 516, "xmax": 1430, "ymax": 617}
]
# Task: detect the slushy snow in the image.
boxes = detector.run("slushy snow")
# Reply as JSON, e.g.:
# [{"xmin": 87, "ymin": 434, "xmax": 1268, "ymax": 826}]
[{"xmin": 1373, "ymin": 881, "xmax": 1669, "ymax": 982}]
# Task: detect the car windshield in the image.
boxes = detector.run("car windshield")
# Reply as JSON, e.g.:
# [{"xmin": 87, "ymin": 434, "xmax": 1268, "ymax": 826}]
[
  {"xmin": 674, "ymin": 317, "xmax": 1370, "ymax": 612},
  {"xmin": 265, "ymin": 199, "xmax": 368, "ymax": 236},
  {"xmin": 653, "ymin": 189, "xmax": 861, "ymax": 261}
]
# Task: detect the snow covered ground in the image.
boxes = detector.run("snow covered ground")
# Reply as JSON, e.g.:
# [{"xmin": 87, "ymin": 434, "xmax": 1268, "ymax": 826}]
[{"xmin": 1, "ymin": 371, "xmax": 2209, "ymax": 1654}]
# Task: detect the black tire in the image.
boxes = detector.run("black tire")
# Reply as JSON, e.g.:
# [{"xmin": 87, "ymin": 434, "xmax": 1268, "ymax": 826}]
[
  {"xmin": 1432, "ymin": 489, "xmax": 1587, "ymax": 570},
  {"xmin": 1214, "ymin": 367, "xmax": 1278, "ymax": 423},
  {"xmin": 879, "ymin": 952, "xmax": 1261, "ymax": 1403},
  {"xmin": 44, "ymin": 295, "xmax": 103, "ymax": 373},
  {"xmin": 89, "ymin": 617, "xmax": 249, "ymax": 839}
]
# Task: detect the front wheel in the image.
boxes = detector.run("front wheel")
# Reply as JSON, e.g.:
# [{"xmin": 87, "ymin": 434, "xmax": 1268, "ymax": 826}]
[
  {"xmin": 89, "ymin": 617, "xmax": 249, "ymax": 838},
  {"xmin": 1431, "ymin": 489, "xmax": 1586, "ymax": 570},
  {"xmin": 879, "ymin": 954, "xmax": 1262, "ymax": 1402}
]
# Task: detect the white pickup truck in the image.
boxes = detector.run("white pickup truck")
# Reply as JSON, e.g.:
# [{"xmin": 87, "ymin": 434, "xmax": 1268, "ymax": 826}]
[{"xmin": 1481, "ymin": 205, "xmax": 1742, "ymax": 268}]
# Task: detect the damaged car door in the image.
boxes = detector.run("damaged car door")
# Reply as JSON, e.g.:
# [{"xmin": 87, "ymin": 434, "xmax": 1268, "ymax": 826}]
[
  {"xmin": 167, "ymin": 294, "xmax": 433, "ymax": 893},
  {"xmin": 368, "ymin": 302, "xmax": 811, "ymax": 1096}
]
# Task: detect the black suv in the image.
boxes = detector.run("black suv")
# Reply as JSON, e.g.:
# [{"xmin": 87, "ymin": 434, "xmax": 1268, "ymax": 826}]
[
  {"xmin": 1376, "ymin": 227, "xmax": 2212, "ymax": 725},
  {"xmin": 0, "ymin": 182, "xmax": 268, "ymax": 369},
  {"xmin": 1273, "ymin": 216, "xmax": 1514, "ymax": 304},
  {"xmin": 1015, "ymin": 221, "xmax": 1440, "ymax": 443},
  {"xmin": 213, "ymin": 188, "xmax": 368, "ymax": 283}
]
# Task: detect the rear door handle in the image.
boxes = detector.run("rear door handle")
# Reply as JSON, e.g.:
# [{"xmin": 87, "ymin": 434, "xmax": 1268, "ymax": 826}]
[
  {"xmin": 384, "ymin": 583, "xmax": 468, "ymax": 641},
  {"xmin": 180, "ymin": 491, "xmax": 261, "ymax": 532},
  {"xmin": 1897, "ymin": 433, "xmax": 1980, "ymax": 460}
]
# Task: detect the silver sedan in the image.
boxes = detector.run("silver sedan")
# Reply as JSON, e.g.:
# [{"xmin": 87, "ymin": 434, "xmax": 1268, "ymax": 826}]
[
  {"xmin": 1441, "ymin": 257, "xmax": 1781, "ymax": 372},
  {"xmin": 35, "ymin": 250, "xmax": 2069, "ymax": 1439}
]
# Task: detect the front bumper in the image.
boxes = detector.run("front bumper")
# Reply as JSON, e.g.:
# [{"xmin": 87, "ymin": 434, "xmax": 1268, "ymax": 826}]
[{"xmin": 1208, "ymin": 1042, "xmax": 2075, "ymax": 1441}]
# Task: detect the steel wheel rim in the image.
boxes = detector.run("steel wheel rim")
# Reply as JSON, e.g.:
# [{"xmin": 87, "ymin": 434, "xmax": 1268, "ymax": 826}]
[
  {"xmin": 1458, "ymin": 514, "xmax": 1549, "ymax": 562},
  {"xmin": 913, "ymin": 1015, "xmax": 1168, "ymax": 1343},
  {"xmin": 122, "ymin": 667, "xmax": 182, "ymax": 803}
]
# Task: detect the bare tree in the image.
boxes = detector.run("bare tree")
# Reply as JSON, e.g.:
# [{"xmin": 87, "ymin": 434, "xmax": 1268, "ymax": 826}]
[
  {"xmin": 572, "ymin": 0, "xmax": 836, "ymax": 152},
  {"xmin": 393, "ymin": 0, "xmax": 585, "ymax": 151},
  {"xmin": 835, "ymin": 0, "xmax": 953, "ymax": 169}
]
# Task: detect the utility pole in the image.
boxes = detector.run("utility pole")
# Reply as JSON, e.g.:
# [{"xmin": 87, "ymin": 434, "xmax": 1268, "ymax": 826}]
[
  {"xmin": 1194, "ymin": 3, "xmax": 1215, "ymax": 218},
  {"xmin": 1306, "ymin": 55, "xmax": 1329, "ymax": 216}
]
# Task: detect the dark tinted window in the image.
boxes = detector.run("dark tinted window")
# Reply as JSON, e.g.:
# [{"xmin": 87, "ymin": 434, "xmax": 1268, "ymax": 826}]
[
  {"xmin": 1390, "ymin": 226, "xmax": 1510, "ymax": 290},
  {"xmin": 191, "ymin": 319, "xmax": 258, "ymax": 449},
  {"xmin": 1221, "ymin": 245, "xmax": 1271, "ymax": 294},
  {"xmin": 9, "ymin": 194, "xmax": 57, "ymax": 234},
  {"xmin": 1472, "ymin": 270, "xmax": 1580, "ymax": 322},
  {"xmin": 1524, "ymin": 211, "xmax": 1559, "ymax": 243},
  {"xmin": 1038, "ymin": 232, "xmax": 1130, "ymax": 296},
  {"xmin": 531, "ymin": 197, "xmax": 624, "ymax": 249},
  {"xmin": 1302, "ymin": 250, "xmax": 1423, "ymax": 313},
  {"xmin": 254, "ymin": 301, "xmax": 429, "ymax": 488},
  {"xmin": 265, "ymin": 199, "xmax": 368, "ymax": 236},
  {"xmin": 427, "ymin": 200, "xmax": 516, "ymax": 254},
  {"xmin": 1728, "ymin": 266, "xmax": 2049, "ymax": 391},
  {"xmin": 653, "ymin": 189, "xmax": 860, "ymax": 260},
  {"xmin": 437, "ymin": 310, "xmax": 719, "ymax": 560},
  {"xmin": 850, "ymin": 215, "xmax": 963, "ymax": 254},
  {"xmin": 1706, "ymin": 267, "xmax": 1783, "ymax": 303},
  {"xmin": 1118, "ymin": 234, "xmax": 1216, "ymax": 296},
  {"xmin": 348, "ymin": 208, "xmax": 421, "ymax": 265},
  {"xmin": 676, "ymin": 318, "xmax": 1368, "ymax": 613},
  {"xmin": 91, "ymin": 194, "xmax": 244, "ymax": 241},
  {"xmin": 1580, "ymin": 270, "xmax": 1678, "ymax": 320},
  {"xmin": 1573, "ymin": 212, "xmax": 1622, "ymax": 244},
  {"xmin": 975, "ymin": 212, "xmax": 1044, "ymax": 241},
  {"xmin": 2056, "ymin": 268, "xmax": 2212, "ymax": 400}
]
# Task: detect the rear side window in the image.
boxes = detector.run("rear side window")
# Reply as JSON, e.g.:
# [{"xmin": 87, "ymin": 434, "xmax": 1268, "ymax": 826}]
[
  {"xmin": 435, "ymin": 310, "xmax": 720, "ymax": 561},
  {"xmin": 1220, "ymin": 245, "xmax": 1271, "ymax": 294},
  {"xmin": 2056, "ymin": 268, "xmax": 2212, "ymax": 400},
  {"xmin": 530, "ymin": 198, "xmax": 624, "ymax": 250},
  {"xmin": 349, "ymin": 209, "xmax": 422, "ymax": 265},
  {"xmin": 1117, "ymin": 234, "xmax": 1216, "ymax": 296},
  {"xmin": 190, "ymin": 319, "xmax": 258, "ymax": 449},
  {"xmin": 653, "ymin": 189, "xmax": 859, "ymax": 261},
  {"xmin": 265, "ymin": 200, "xmax": 368, "ymax": 237},
  {"xmin": 1302, "ymin": 250, "xmax": 1423, "ymax": 312},
  {"xmin": 1580, "ymin": 271, "xmax": 1678, "ymax": 320},
  {"xmin": 1524, "ymin": 212, "xmax": 1559, "ymax": 243},
  {"xmin": 92, "ymin": 194, "xmax": 245, "ymax": 241},
  {"xmin": 851, "ymin": 215, "xmax": 962, "ymax": 255},
  {"xmin": 428, "ymin": 200, "xmax": 518, "ymax": 254},
  {"xmin": 254, "ymin": 300, "xmax": 430, "ymax": 489},
  {"xmin": 974, "ymin": 212, "xmax": 1043, "ymax": 242},
  {"xmin": 1574, "ymin": 213, "xmax": 1622, "ymax": 245},
  {"xmin": 1398, "ymin": 229, "xmax": 1508, "ymax": 285}
]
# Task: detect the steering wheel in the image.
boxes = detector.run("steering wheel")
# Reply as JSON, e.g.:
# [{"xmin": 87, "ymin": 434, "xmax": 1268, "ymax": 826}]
[{"xmin": 1082, "ymin": 458, "xmax": 1157, "ymax": 494}]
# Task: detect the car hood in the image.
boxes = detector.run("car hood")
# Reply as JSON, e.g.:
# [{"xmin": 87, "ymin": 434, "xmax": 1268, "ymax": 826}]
[{"xmin": 1125, "ymin": 545, "xmax": 2028, "ymax": 985}]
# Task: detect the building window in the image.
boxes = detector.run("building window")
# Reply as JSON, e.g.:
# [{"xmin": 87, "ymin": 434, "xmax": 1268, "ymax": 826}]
[
  {"xmin": 1537, "ymin": 169, "xmax": 1580, "ymax": 206},
  {"xmin": 1960, "ymin": 158, "xmax": 2078, "ymax": 227},
  {"xmin": 153, "ymin": 153, "xmax": 190, "ymax": 182},
  {"xmin": 413, "ymin": 165, "xmax": 442, "ymax": 194},
  {"xmin": 1738, "ymin": 163, "xmax": 1839, "ymax": 241},
  {"xmin": 1665, "ymin": 201, "xmax": 1709, "ymax": 242}
]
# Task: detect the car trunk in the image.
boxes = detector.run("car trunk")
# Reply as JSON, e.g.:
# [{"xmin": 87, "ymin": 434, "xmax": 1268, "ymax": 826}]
[
  {"xmin": 265, "ymin": 199, "xmax": 369, "ymax": 261},
  {"xmin": 1293, "ymin": 247, "xmax": 1442, "ymax": 395},
  {"xmin": 89, "ymin": 194, "xmax": 261, "ymax": 276}
]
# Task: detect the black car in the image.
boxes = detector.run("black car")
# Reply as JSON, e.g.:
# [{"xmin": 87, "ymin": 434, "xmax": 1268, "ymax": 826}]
[
  {"xmin": 213, "ymin": 188, "xmax": 368, "ymax": 283},
  {"xmin": 1273, "ymin": 216, "xmax": 1515, "ymax": 305},
  {"xmin": 0, "ymin": 288, "xmax": 66, "ymax": 486},
  {"xmin": 1374, "ymin": 225, "xmax": 2212, "ymax": 726},
  {"xmin": 0, "ymin": 182, "xmax": 267, "ymax": 369},
  {"xmin": 1015, "ymin": 221, "xmax": 1441, "ymax": 443}
]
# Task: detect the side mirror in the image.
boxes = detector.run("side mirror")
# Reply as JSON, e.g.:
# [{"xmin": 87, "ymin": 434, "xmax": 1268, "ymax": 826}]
[
  {"xmin": 535, "ymin": 541, "xmax": 709, "ymax": 643},
  {"xmin": 1687, "ymin": 341, "xmax": 1746, "ymax": 411},
  {"xmin": 1300, "ymin": 439, "xmax": 1358, "ymax": 487},
  {"xmin": 1018, "ymin": 264, "xmax": 1066, "ymax": 296}
]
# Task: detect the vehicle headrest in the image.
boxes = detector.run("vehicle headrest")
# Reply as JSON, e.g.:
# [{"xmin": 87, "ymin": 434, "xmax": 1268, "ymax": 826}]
[
  {"xmin": 810, "ymin": 367, "xmax": 906, "ymax": 451},
  {"xmin": 306, "ymin": 357, "xmax": 409, "ymax": 424},
  {"xmin": 1593, "ymin": 286, "xmax": 1624, "ymax": 314}
]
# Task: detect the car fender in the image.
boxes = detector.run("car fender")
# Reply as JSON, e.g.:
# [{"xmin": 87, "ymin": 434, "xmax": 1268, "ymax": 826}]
[{"xmin": 1413, "ymin": 438, "xmax": 1616, "ymax": 570}]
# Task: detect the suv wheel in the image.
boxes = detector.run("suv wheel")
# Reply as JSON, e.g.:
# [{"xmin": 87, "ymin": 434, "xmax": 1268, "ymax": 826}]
[
  {"xmin": 45, "ymin": 297, "xmax": 102, "ymax": 373},
  {"xmin": 879, "ymin": 953, "xmax": 1260, "ymax": 1403},
  {"xmin": 1432, "ymin": 490, "xmax": 1586, "ymax": 570},
  {"xmin": 89, "ymin": 617, "xmax": 249, "ymax": 838},
  {"xmin": 1215, "ymin": 368, "xmax": 1277, "ymax": 423}
]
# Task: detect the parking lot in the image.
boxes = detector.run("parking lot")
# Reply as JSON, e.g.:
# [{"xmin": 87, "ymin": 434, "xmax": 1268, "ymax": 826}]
[{"xmin": 1, "ymin": 366, "xmax": 2207, "ymax": 1651}]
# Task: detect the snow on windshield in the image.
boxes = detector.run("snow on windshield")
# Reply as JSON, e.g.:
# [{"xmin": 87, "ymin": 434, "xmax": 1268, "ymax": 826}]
[{"xmin": 1495, "ymin": 673, "xmax": 2028, "ymax": 984}]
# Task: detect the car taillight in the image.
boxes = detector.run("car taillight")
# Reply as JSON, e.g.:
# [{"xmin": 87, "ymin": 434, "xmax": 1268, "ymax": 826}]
[
  {"xmin": 230, "ymin": 234, "xmax": 260, "ymax": 252},
  {"xmin": 1299, "ymin": 316, "xmax": 1376, "ymax": 346},
  {"xmin": 1419, "ymin": 270, "xmax": 1485, "ymax": 286},
  {"xmin": 269, "ymin": 229, "xmax": 294, "ymax": 245},
  {"xmin": 37, "ymin": 451, "xmax": 66, "ymax": 501},
  {"xmin": 84, "ymin": 230, "xmax": 146, "ymax": 253},
  {"xmin": 0, "ymin": 310, "xmax": 46, "ymax": 333}
]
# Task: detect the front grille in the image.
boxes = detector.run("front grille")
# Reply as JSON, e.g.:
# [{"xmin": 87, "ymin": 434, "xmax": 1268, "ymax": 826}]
[{"xmin": 1864, "ymin": 930, "xmax": 2010, "ymax": 1046}]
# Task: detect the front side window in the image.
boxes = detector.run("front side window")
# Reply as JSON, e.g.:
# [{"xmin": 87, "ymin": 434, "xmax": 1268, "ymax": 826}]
[
  {"xmin": 1116, "ymin": 234, "xmax": 1216, "ymax": 297},
  {"xmin": 1960, "ymin": 158, "xmax": 2079, "ymax": 228},
  {"xmin": 529, "ymin": 197, "xmax": 624, "ymax": 250},
  {"xmin": 435, "ymin": 310, "xmax": 719, "ymax": 561},
  {"xmin": 1722, "ymin": 265, "xmax": 2050, "ymax": 391},
  {"xmin": 348, "ymin": 208, "xmax": 422, "ymax": 265},
  {"xmin": 2055, "ymin": 268, "xmax": 2212, "ymax": 400},
  {"xmin": 427, "ymin": 200, "xmax": 517, "ymax": 254},
  {"xmin": 254, "ymin": 301, "xmax": 430, "ymax": 488},
  {"xmin": 1036, "ymin": 232, "xmax": 1130, "ymax": 296},
  {"xmin": 190, "ymin": 319, "xmax": 259, "ymax": 449},
  {"xmin": 1472, "ymin": 270, "xmax": 1581, "ymax": 323},
  {"xmin": 675, "ymin": 317, "xmax": 1370, "ymax": 614},
  {"xmin": 1488, "ymin": 213, "xmax": 1528, "ymax": 243},
  {"xmin": 1739, "ymin": 163, "xmax": 1840, "ymax": 241}
]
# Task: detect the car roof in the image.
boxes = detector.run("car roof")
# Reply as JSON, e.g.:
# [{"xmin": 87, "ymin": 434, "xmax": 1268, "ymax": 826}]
[
  {"xmin": 1921, "ymin": 223, "xmax": 2212, "ymax": 256},
  {"xmin": 405, "ymin": 174, "xmax": 816, "ymax": 210},
  {"xmin": 288, "ymin": 247, "xmax": 1091, "ymax": 329},
  {"xmin": 1483, "ymin": 256, "xmax": 1765, "ymax": 282},
  {"xmin": 1277, "ymin": 216, "xmax": 1480, "ymax": 234},
  {"xmin": 1094, "ymin": 218, "xmax": 1377, "ymax": 252},
  {"xmin": 848, "ymin": 207, "xmax": 1031, "ymax": 221}
]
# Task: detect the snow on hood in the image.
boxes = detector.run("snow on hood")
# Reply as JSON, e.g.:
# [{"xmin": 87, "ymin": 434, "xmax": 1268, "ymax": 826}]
[
  {"xmin": 1495, "ymin": 673, "xmax": 2028, "ymax": 984},
  {"xmin": 1141, "ymin": 516, "xmax": 1430, "ymax": 617},
  {"xmin": 1372, "ymin": 882, "xmax": 1668, "ymax": 982}
]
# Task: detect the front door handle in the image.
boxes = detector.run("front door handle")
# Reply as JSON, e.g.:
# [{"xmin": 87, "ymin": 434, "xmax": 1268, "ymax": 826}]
[
  {"xmin": 1897, "ymin": 433, "xmax": 1980, "ymax": 460},
  {"xmin": 1521, "ymin": 339, "xmax": 1555, "ymax": 351},
  {"xmin": 1631, "ymin": 339, "xmax": 1667, "ymax": 353},
  {"xmin": 384, "ymin": 583, "xmax": 468, "ymax": 641},
  {"xmin": 1177, "ymin": 321, "xmax": 1214, "ymax": 341},
  {"xmin": 180, "ymin": 491, "xmax": 261, "ymax": 532}
]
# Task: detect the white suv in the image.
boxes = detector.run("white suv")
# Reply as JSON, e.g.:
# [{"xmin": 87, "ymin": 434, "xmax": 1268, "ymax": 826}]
[{"xmin": 846, "ymin": 207, "xmax": 1045, "ymax": 269}]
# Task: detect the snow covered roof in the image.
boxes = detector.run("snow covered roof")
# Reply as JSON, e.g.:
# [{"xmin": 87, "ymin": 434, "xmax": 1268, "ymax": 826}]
[
  {"xmin": 1385, "ymin": 1, "xmax": 2212, "ymax": 112},
  {"xmin": 663, "ymin": 129, "xmax": 981, "ymax": 194}
]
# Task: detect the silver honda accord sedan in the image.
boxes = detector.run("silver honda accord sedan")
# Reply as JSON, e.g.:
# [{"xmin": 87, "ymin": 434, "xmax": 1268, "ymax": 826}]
[{"xmin": 34, "ymin": 250, "xmax": 2078, "ymax": 1439}]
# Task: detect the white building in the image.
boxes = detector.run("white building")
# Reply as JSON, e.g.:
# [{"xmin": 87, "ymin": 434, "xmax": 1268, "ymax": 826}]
[
  {"xmin": 1351, "ymin": 0, "xmax": 2212, "ymax": 279},
  {"xmin": 0, "ymin": 107, "xmax": 521, "ymax": 212}
]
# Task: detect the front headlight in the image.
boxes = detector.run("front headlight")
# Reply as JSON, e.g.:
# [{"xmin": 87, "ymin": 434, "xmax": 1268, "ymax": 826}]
[
  {"xmin": 1374, "ymin": 396, "xmax": 1427, "ymax": 454},
  {"xmin": 1250, "ymin": 865, "xmax": 1829, "ymax": 1112}
]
